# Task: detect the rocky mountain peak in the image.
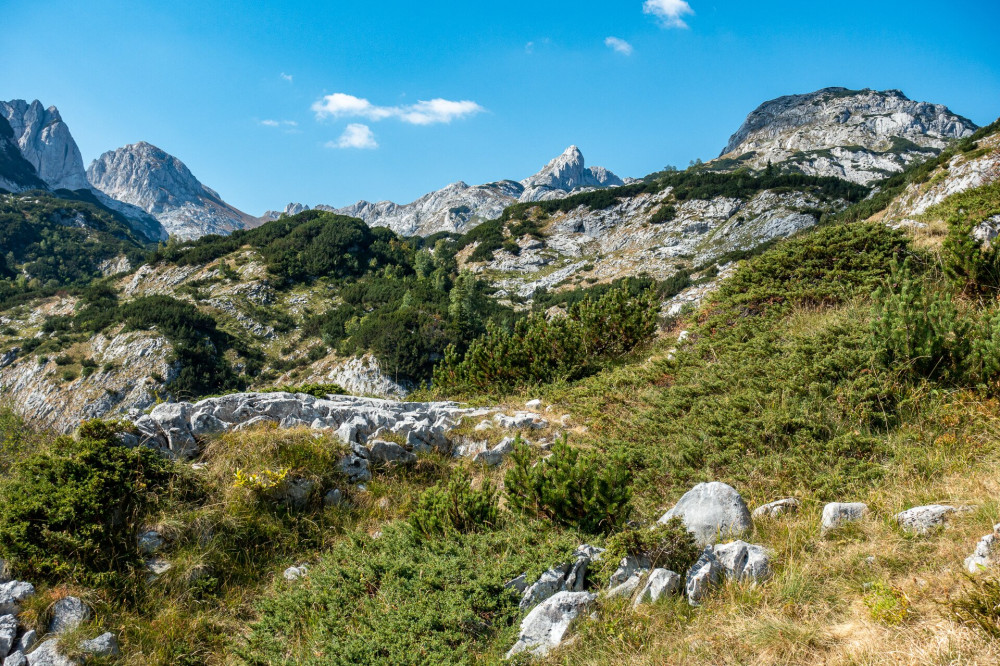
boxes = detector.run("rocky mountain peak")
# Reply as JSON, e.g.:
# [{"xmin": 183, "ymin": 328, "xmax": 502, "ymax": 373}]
[
  {"xmin": 715, "ymin": 87, "xmax": 977, "ymax": 184},
  {"xmin": 88, "ymin": 142, "xmax": 255, "ymax": 240},
  {"xmin": 519, "ymin": 145, "xmax": 623, "ymax": 201},
  {"xmin": 0, "ymin": 98, "xmax": 90, "ymax": 190}
]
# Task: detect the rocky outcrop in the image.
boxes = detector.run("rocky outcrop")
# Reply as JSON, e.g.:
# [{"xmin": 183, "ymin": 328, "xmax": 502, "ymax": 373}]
[
  {"xmin": 965, "ymin": 524, "xmax": 1000, "ymax": 574},
  {"xmin": 716, "ymin": 88, "xmax": 977, "ymax": 184},
  {"xmin": 132, "ymin": 392, "xmax": 487, "ymax": 459},
  {"xmin": 896, "ymin": 505, "xmax": 957, "ymax": 534},
  {"xmin": 0, "ymin": 116, "xmax": 46, "ymax": 193},
  {"xmin": 88, "ymin": 142, "xmax": 256, "ymax": 240}
]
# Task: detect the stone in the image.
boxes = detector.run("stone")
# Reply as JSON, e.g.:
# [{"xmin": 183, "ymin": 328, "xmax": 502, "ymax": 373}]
[
  {"xmin": 685, "ymin": 548, "xmax": 722, "ymax": 605},
  {"xmin": 145, "ymin": 557, "xmax": 172, "ymax": 581},
  {"xmin": 14, "ymin": 632, "xmax": 34, "ymax": 654},
  {"xmin": 609, "ymin": 555, "xmax": 651, "ymax": 587},
  {"xmin": 368, "ymin": 440, "xmax": 417, "ymax": 465},
  {"xmin": 0, "ymin": 582, "xmax": 34, "ymax": 615},
  {"xmin": 22, "ymin": 639, "xmax": 74, "ymax": 666},
  {"xmin": 505, "ymin": 591, "xmax": 597, "ymax": 659},
  {"xmin": 138, "ymin": 530, "xmax": 164, "ymax": 555},
  {"xmin": 472, "ymin": 437, "xmax": 515, "ymax": 467},
  {"xmin": 525, "ymin": 399, "xmax": 543, "ymax": 410},
  {"xmin": 606, "ymin": 574, "xmax": 643, "ymax": 599},
  {"xmin": 3, "ymin": 651, "xmax": 25, "ymax": 666},
  {"xmin": 78, "ymin": 633, "xmax": 119, "ymax": 657},
  {"xmin": 895, "ymin": 505, "xmax": 956, "ymax": 534},
  {"xmin": 0, "ymin": 614, "xmax": 17, "ymax": 657},
  {"xmin": 493, "ymin": 413, "xmax": 547, "ymax": 430},
  {"xmin": 633, "ymin": 568, "xmax": 682, "ymax": 608},
  {"xmin": 323, "ymin": 489, "xmax": 345, "ymax": 508},
  {"xmin": 519, "ymin": 564, "xmax": 570, "ymax": 611},
  {"xmin": 712, "ymin": 541, "xmax": 771, "ymax": 582},
  {"xmin": 280, "ymin": 478, "xmax": 315, "ymax": 509},
  {"xmin": 283, "ymin": 565, "xmax": 308, "ymax": 581},
  {"xmin": 660, "ymin": 482, "xmax": 753, "ymax": 547},
  {"xmin": 504, "ymin": 574, "xmax": 529, "ymax": 595},
  {"xmin": 48, "ymin": 597, "xmax": 90, "ymax": 634},
  {"xmin": 821, "ymin": 502, "xmax": 868, "ymax": 534},
  {"xmin": 339, "ymin": 454, "xmax": 372, "ymax": 483},
  {"xmin": 965, "ymin": 524, "xmax": 1000, "ymax": 574},
  {"xmin": 752, "ymin": 498, "xmax": 800, "ymax": 520}
]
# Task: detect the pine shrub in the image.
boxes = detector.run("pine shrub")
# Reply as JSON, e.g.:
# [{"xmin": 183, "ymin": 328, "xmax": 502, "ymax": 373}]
[
  {"xmin": 504, "ymin": 436, "xmax": 631, "ymax": 534},
  {"xmin": 408, "ymin": 476, "xmax": 500, "ymax": 537},
  {"xmin": 599, "ymin": 518, "xmax": 700, "ymax": 583}
]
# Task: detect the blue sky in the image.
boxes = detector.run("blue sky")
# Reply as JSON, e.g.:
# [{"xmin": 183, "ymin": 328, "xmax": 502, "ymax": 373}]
[{"xmin": 3, "ymin": 0, "xmax": 998, "ymax": 215}]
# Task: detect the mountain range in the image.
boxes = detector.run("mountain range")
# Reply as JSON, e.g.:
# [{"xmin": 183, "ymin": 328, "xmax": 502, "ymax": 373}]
[{"xmin": 0, "ymin": 87, "xmax": 979, "ymax": 244}]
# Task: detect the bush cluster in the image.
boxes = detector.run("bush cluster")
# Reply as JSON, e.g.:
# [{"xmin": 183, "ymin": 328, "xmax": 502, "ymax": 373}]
[
  {"xmin": 433, "ymin": 284, "xmax": 659, "ymax": 394},
  {"xmin": 409, "ymin": 476, "xmax": 500, "ymax": 537}
]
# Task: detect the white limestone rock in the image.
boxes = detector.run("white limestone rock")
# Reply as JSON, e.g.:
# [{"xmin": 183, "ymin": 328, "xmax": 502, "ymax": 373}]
[
  {"xmin": 506, "ymin": 591, "xmax": 597, "ymax": 659},
  {"xmin": 633, "ymin": 568, "xmax": 682, "ymax": 607},
  {"xmin": 752, "ymin": 498, "xmax": 800, "ymax": 519},
  {"xmin": 660, "ymin": 482, "xmax": 753, "ymax": 547},
  {"xmin": 896, "ymin": 505, "xmax": 957, "ymax": 534},
  {"xmin": 821, "ymin": 502, "xmax": 869, "ymax": 534}
]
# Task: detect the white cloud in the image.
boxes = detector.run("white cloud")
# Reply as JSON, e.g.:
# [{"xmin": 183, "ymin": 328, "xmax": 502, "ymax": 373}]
[
  {"xmin": 525, "ymin": 41, "xmax": 535, "ymax": 54},
  {"xmin": 643, "ymin": 0, "xmax": 694, "ymax": 28},
  {"xmin": 604, "ymin": 36, "xmax": 634, "ymax": 55},
  {"xmin": 280, "ymin": 72, "xmax": 293, "ymax": 82},
  {"xmin": 328, "ymin": 123, "xmax": 378, "ymax": 149},
  {"xmin": 259, "ymin": 119, "xmax": 298, "ymax": 128},
  {"xmin": 311, "ymin": 93, "xmax": 485, "ymax": 125}
]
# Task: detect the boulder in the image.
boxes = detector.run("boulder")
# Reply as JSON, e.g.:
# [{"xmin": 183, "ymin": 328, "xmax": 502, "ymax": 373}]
[
  {"xmin": 821, "ymin": 502, "xmax": 868, "ymax": 534},
  {"xmin": 525, "ymin": 399, "xmax": 543, "ymax": 410},
  {"xmin": 0, "ymin": 614, "xmax": 17, "ymax": 657},
  {"xmin": 506, "ymin": 591, "xmax": 597, "ymax": 659},
  {"xmin": 685, "ymin": 548, "xmax": 722, "ymax": 605},
  {"xmin": 504, "ymin": 574, "xmax": 529, "ymax": 595},
  {"xmin": 895, "ymin": 505, "xmax": 956, "ymax": 534},
  {"xmin": 145, "ymin": 557, "xmax": 172, "ymax": 581},
  {"xmin": 368, "ymin": 440, "xmax": 417, "ymax": 466},
  {"xmin": 48, "ymin": 597, "xmax": 90, "ymax": 634},
  {"xmin": 966, "ymin": 524, "xmax": 1000, "ymax": 574},
  {"xmin": 660, "ymin": 482, "xmax": 753, "ymax": 547},
  {"xmin": 752, "ymin": 498, "xmax": 800, "ymax": 519},
  {"xmin": 712, "ymin": 541, "xmax": 771, "ymax": 582},
  {"xmin": 78, "ymin": 633, "xmax": 119, "ymax": 657},
  {"xmin": 149, "ymin": 402, "xmax": 197, "ymax": 459},
  {"xmin": 633, "ymin": 568, "xmax": 682, "ymax": 607},
  {"xmin": 279, "ymin": 478, "xmax": 315, "ymax": 509},
  {"xmin": 494, "ymin": 413, "xmax": 547, "ymax": 430},
  {"xmin": 0, "ymin": 582, "xmax": 34, "ymax": 615}
]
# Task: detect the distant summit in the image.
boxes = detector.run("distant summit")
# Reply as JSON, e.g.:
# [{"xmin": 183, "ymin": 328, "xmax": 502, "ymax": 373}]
[
  {"xmin": 714, "ymin": 87, "xmax": 977, "ymax": 184},
  {"xmin": 264, "ymin": 146, "xmax": 624, "ymax": 237}
]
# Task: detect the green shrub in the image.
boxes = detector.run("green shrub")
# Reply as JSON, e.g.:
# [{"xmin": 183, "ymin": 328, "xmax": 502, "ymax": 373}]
[
  {"xmin": 504, "ymin": 437, "xmax": 631, "ymax": 534},
  {"xmin": 599, "ymin": 518, "xmax": 700, "ymax": 584},
  {"xmin": 409, "ymin": 476, "xmax": 500, "ymax": 537},
  {"xmin": 0, "ymin": 419, "xmax": 174, "ymax": 585},
  {"xmin": 863, "ymin": 581, "xmax": 910, "ymax": 625},
  {"xmin": 939, "ymin": 182, "xmax": 1000, "ymax": 294},
  {"xmin": 237, "ymin": 522, "xmax": 578, "ymax": 665},
  {"xmin": 649, "ymin": 204, "xmax": 677, "ymax": 224}
]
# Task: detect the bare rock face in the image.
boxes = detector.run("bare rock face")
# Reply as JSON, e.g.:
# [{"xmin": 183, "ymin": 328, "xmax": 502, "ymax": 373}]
[
  {"xmin": 0, "ymin": 115, "xmax": 46, "ymax": 192},
  {"xmin": 0, "ymin": 100, "xmax": 89, "ymax": 191},
  {"xmin": 716, "ymin": 87, "xmax": 977, "ymax": 184},
  {"xmin": 87, "ymin": 142, "xmax": 256, "ymax": 240}
]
